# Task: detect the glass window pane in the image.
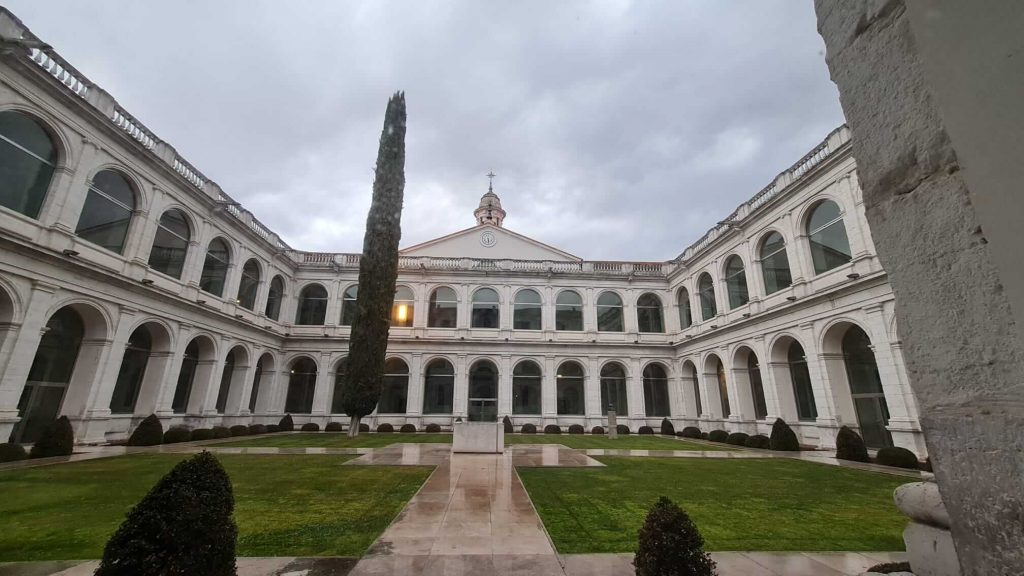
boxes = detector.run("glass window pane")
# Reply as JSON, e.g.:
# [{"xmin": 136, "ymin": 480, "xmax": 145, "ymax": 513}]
[
  {"xmin": 341, "ymin": 286, "xmax": 358, "ymax": 326},
  {"xmin": 637, "ymin": 294, "xmax": 664, "ymax": 333},
  {"xmin": 428, "ymin": 287, "xmax": 458, "ymax": 327},
  {"xmin": 0, "ymin": 111, "xmax": 56, "ymax": 219},
  {"xmin": 810, "ymin": 220, "xmax": 853, "ymax": 274},
  {"xmin": 392, "ymin": 286, "xmax": 414, "ymax": 327},
  {"xmin": 472, "ymin": 288, "xmax": 500, "ymax": 328},
  {"xmin": 597, "ymin": 293, "xmax": 624, "ymax": 332},
  {"xmin": 725, "ymin": 257, "xmax": 749, "ymax": 309},
  {"xmin": 285, "ymin": 358, "xmax": 317, "ymax": 414},
  {"xmin": 76, "ymin": 170, "xmax": 134, "ymax": 254},
  {"xmin": 296, "ymin": 284, "xmax": 328, "ymax": 325},
  {"xmin": 423, "ymin": 360, "xmax": 455, "ymax": 414},
  {"xmin": 761, "ymin": 233, "xmax": 793, "ymax": 295},
  {"xmin": 512, "ymin": 361, "xmax": 541, "ymax": 415},
  {"xmin": 148, "ymin": 210, "xmax": 190, "ymax": 279},
  {"xmin": 788, "ymin": 343, "xmax": 818, "ymax": 421},
  {"xmin": 265, "ymin": 276, "xmax": 284, "ymax": 320},
  {"xmin": 698, "ymin": 274, "xmax": 717, "ymax": 320},
  {"xmin": 200, "ymin": 239, "xmax": 230, "ymax": 297},
  {"xmin": 109, "ymin": 326, "xmax": 151, "ymax": 414},
  {"xmin": 378, "ymin": 359, "xmax": 409, "ymax": 413},
  {"xmin": 600, "ymin": 363, "xmax": 628, "ymax": 415},
  {"xmin": 556, "ymin": 361, "xmax": 585, "ymax": 415},
  {"xmin": 237, "ymin": 260, "xmax": 260, "ymax": 310}
]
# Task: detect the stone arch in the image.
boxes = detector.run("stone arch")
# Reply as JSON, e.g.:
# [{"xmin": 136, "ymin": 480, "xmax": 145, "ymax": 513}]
[
  {"xmin": 0, "ymin": 104, "xmax": 73, "ymax": 168},
  {"xmin": 116, "ymin": 318, "xmax": 175, "ymax": 416},
  {"xmin": 248, "ymin": 350, "xmax": 278, "ymax": 414},
  {"xmin": 84, "ymin": 163, "xmax": 149, "ymax": 209},
  {"xmin": 680, "ymin": 358, "xmax": 702, "ymax": 418},
  {"xmin": 820, "ymin": 319, "xmax": 893, "ymax": 448},
  {"xmin": 730, "ymin": 344, "xmax": 766, "ymax": 421},
  {"xmin": 701, "ymin": 352, "xmax": 730, "ymax": 419}
]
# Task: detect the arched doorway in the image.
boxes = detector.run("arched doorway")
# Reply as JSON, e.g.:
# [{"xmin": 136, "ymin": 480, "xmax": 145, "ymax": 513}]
[
  {"xmin": 378, "ymin": 358, "xmax": 409, "ymax": 414},
  {"xmin": 285, "ymin": 357, "xmax": 318, "ymax": 414},
  {"xmin": 600, "ymin": 362, "xmax": 628, "ymax": 416},
  {"xmin": 13, "ymin": 307, "xmax": 84, "ymax": 443},
  {"xmin": 109, "ymin": 325, "xmax": 153, "ymax": 414},
  {"xmin": 468, "ymin": 360, "xmax": 498, "ymax": 422},
  {"xmin": 249, "ymin": 353, "xmax": 274, "ymax": 413},
  {"xmin": 843, "ymin": 326, "xmax": 892, "ymax": 448}
]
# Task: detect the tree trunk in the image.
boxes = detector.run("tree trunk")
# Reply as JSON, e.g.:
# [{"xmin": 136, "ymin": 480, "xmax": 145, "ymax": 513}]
[{"xmin": 348, "ymin": 415, "xmax": 360, "ymax": 438}]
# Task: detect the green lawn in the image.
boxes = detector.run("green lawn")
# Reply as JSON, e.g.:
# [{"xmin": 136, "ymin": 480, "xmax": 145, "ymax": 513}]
[
  {"xmin": 518, "ymin": 457, "xmax": 908, "ymax": 553},
  {"xmin": 0, "ymin": 454, "xmax": 431, "ymax": 561},
  {"xmin": 211, "ymin": 432, "xmax": 453, "ymax": 448},
  {"xmin": 505, "ymin": 434, "xmax": 727, "ymax": 451}
]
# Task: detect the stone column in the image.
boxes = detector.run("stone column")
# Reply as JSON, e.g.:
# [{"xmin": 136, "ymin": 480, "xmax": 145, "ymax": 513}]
[
  {"xmin": 309, "ymin": 351, "xmax": 333, "ymax": 418},
  {"xmin": 542, "ymin": 354, "xmax": 557, "ymax": 422},
  {"xmin": 452, "ymin": 353, "xmax": 468, "ymax": 419},
  {"xmin": 585, "ymin": 356, "xmax": 602, "ymax": 425},
  {"xmin": 0, "ymin": 282, "xmax": 58, "ymax": 439},
  {"xmin": 862, "ymin": 303, "xmax": 919, "ymax": 451},
  {"xmin": 406, "ymin": 353, "xmax": 423, "ymax": 419},
  {"xmin": 225, "ymin": 352, "xmax": 256, "ymax": 417},
  {"xmin": 498, "ymin": 354, "xmax": 512, "ymax": 418},
  {"xmin": 628, "ymin": 357, "xmax": 644, "ymax": 421}
]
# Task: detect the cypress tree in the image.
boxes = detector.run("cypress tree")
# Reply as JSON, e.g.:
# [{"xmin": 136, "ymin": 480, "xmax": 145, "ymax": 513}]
[{"xmin": 339, "ymin": 92, "xmax": 406, "ymax": 436}]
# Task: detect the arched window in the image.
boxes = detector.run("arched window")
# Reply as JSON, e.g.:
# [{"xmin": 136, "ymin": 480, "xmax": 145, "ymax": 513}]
[
  {"xmin": 747, "ymin": 353, "xmax": 768, "ymax": 420},
  {"xmin": 716, "ymin": 358, "xmax": 731, "ymax": 417},
  {"xmin": 643, "ymin": 364, "xmax": 670, "ymax": 417},
  {"xmin": 596, "ymin": 291, "xmax": 624, "ymax": 332},
  {"xmin": 172, "ymin": 340, "xmax": 200, "ymax": 414},
  {"xmin": 471, "ymin": 288, "xmax": 500, "ymax": 329},
  {"xmin": 200, "ymin": 238, "xmax": 231, "ymax": 297},
  {"xmin": 265, "ymin": 276, "xmax": 285, "ymax": 320},
  {"xmin": 685, "ymin": 362, "xmax": 702, "ymax": 416},
  {"xmin": 295, "ymin": 284, "xmax": 328, "ymax": 325},
  {"xmin": 468, "ymin": 360, "xmax": 499, "ymax": 421},
  {"xmin": 760, "ymin": 232, "xmax": 792, "ymax": 294},
  {"xmin": 555, "ymin": 291, "xmax": 583, "ymax": 331},
  {"xmin": 512, "ymin": 360, "xmax": 542, "ymax": 415},
  {"xmin": 331, "ymin": 358, "xmax": 348, "ymax": 414},
  {"xmin": 391, "ymin": 286, "xmax": 414, "ymax": 327},
  {"xmin": 76, "ymin": 170, "xmax": 134, "ymax": 254},
  {"xmin": 428, "ymin": 287, "xmax": 458, "ymax": 328},
  {"xmin": 0, "ymin": 110, "xmax": 56, "ymax": 219},
  {"xmin": 724, "ymin": 256, "xmax": 749, "ymax": 309},
  {"xmin": 148, "ymin": 209, "xmax": 190, "ymax": 279},
  {"xmin": 13, "ymin": 308, "xmax": 84, "ymax": 443},
  {"xmin": 600, "ymin": 362, "xmax": 628, "ymax": 416},
  {"xmin": 285, "ymin": 357, "xmax": 317, "ymax": 414},
  {"xmin": 423, "ymin": 359, "xmax": 455, "ymax": 414},
  {"xmin": 236, "ymin": 259, "xmax": 260, "ymax": 310},
  {"xmin": 109, "ymin": 325, "xmax": 152, "ymax": 414},
  {"xmin": 378, "ymin": 358, "xmax": 409, "ymax": 413},
  {"xmin": 340, "ymin": 285, "xmax": 358, "ymax": 326},
  {"xmin": 249, "ymin": 355, "xmax": 268, "ymax": 413},
  {"xmin": 678, "ymin": 288, "xmax": 692, "ymax": 329},
  {"xmin": 807, "ymin": 200, "xmax": 852, "ymax": 274},
  {"xmin": 843, "ymin": 326, "xmax": 892, "ymax": 448},
  {"xmin": 787, "ymin": 342, "xmax": 817, "ymax": 421},
  {"xmin": 697, "ymin": 273, "xmax": 717, "ymax": 320},
  {"xmin": 637, "ymin": 293, "xmax": 664, "ymax": 333},
  {"xmin": 513, "ymin": 289, "xmax": 542, "ymax": 330},
  {"xmin": 215, "ymin": 349, "xmax": 237, "ymax": 414},
  {"xmin": 556, "ymin": 361, "xmax": 585, "ymax": 415}
]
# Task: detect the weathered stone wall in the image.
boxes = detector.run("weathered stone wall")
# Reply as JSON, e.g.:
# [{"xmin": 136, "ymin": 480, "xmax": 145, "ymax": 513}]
[{"xmin": 815, "ymin": 1, "xmax": 1024, "ymax": 573}]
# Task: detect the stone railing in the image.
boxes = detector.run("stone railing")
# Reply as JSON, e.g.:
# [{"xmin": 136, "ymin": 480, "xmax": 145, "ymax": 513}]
[{"xmin": 290, "ymin": 252, "xmax": 670, "ymax": 277}]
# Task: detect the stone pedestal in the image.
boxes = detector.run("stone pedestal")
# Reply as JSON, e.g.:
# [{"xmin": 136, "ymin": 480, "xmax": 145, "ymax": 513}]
[
  {"xmin": 452, "ymin": 422, "xmax": 504, "ymax": 454},
  {"xmin": 894, "ymin": 478, "xmax": 961, "ymax": 576}
]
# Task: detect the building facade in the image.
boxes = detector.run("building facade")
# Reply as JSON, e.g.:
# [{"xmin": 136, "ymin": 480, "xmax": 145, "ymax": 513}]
[{"xmin": 0, "ymin": 8, "xmax": 925, "ymax": 454}]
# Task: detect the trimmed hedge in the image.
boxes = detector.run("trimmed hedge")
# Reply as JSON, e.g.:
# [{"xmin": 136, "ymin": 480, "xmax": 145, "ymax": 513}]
[
  {"xmin": 591, "ymin": 426, "xmax": 605, "ymax": 435},
  {"xmin": 680, "ymin": 427, "xmax": 702, "ymax": 439},
  {"xmin": 94, "ymin": 452, "xmax": 237, "ymax": 576},
  {"xmin": 866, "ymin": 562, "xmax": 912, "ymax": 574},
  {"xmin": 544, "ymin": 424, "xmax": 562, "ymax": 434},
  {"xmin": 300, "ymin": 423, "xmax": 320, "ymax": 432},
  {"xmin": 769, "ymin": 418, "xmax": 800, "ymax": 451},
  {"xmin": 503, "ymin": 415, "xmax": 513, "ymax": 434},
  {"xmin": 127, "ymin": 415, "xmax": 164, "ymax": 446},
  {"xmin": 359, "ymin": 423, "xmax": 370, "ymax": 433},
  {"xmin": 163, "ymin": 428, "xmax": 191, "ymax": 444},
  {"xmin": 633, "ymin": 496, "xmax": 716, "ymax": 576},
  {"xmin": 639, "ymin": 426, "xmax": 655, "ymax": 435},
  {"xmin": 190, "ymin": 428, "xmax": 213, "ymax": 442},
  {"xmin": 616, "ymin": 424, "xmax": 631, "ymax": 435},
  {"xmin": 30, "ymin": 416, "xmax": 75, "ymax": 458},
  {"xmin": 278, "ymin": 414, "xmax": 294, "ymax": 432},
  {"xmin": 325, "ymin": 422, "xmax": 344, "ymax": 432},
  {"xmin": 424, "ymin": 423, "xmax": 441, "ymax": 433},
  {"xmin": 229, "ymin": 425, "xmax": 249, "ymax": 437},
  {"xmin": 211, "ymin": 426, "xmax": 232, "ymax": 439},
  {"xmin": 400, "ymin": 424, "xmax": 417, "ymax": 433},
  {"xmin": 725, "ymin": 432, "xmax": 749, "ymax": 446},
  {"xmin": 247, "ymin": 424, "xmax": 266, "ymax": 435},
  {"xmin": 568, "ymin": 424, "xmax": 585, "ymax": 434},
  {"xmin": 660, "ymin": 418, "xmax": 675, "ymax": 436},
  {"xmin": 0, "ymin": 442, "xmax": 27, "ymax": 462},
  {"xmin": 835, "ymin": 426, "xmax": 869, "ymax": 462},
  {"xmin": 876, "ymin": 446, "xmax": 920, "ymax": 469},
  {"xmin": 707, "ymin": 430, "xmax": 729, "ymax": 443},
  {"xmin": 521, "ymin": 423, "xmax": 537, "ymax": 434},
  {"xmin": 744, "ymin": 434, "xmax": 770, "ymax": 449},
  {"xmin": 700, "ymin": 432, "xmax": 709, "ymax": 440},
  {"xmin": 265, "ymin": 424, "xmax": 280, "ymax": 433},
  {"xmin": 377, "ymin": 423, "xmax": 394, "ymax": 433}
]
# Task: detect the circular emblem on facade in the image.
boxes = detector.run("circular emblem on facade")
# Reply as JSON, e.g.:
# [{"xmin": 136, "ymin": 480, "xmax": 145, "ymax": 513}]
[{"xmin": 480, "ymin": 231, "xmax": 497, "ymax": 247}]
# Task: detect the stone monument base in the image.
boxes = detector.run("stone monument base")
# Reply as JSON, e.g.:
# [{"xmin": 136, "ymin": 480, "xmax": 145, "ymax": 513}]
[{"xmin": 452, "ymin": 421, "xmax": 504, "ymax": 454}]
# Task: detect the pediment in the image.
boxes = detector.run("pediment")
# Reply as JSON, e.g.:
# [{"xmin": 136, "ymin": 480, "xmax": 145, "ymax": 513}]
[{"xmin": 400, "ymin": 225, "xmax": 579, "ymax": 261}]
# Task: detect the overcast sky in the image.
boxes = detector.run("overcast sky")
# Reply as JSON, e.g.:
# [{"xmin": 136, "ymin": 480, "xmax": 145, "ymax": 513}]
[{"xmin": 9, "ymin": 1, "xmax": 844, "ymax": 261}]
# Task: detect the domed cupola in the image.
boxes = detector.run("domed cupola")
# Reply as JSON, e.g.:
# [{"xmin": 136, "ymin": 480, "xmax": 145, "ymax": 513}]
[{"xmin": 474, "ymin": 171, "xmax": 506, "ymax": 226}]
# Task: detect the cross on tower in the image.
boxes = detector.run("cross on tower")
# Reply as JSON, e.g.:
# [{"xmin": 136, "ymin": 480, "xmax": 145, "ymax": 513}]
[{"xmin": 487, "ymin": 171, "xmax": 496, "ymax": 192}]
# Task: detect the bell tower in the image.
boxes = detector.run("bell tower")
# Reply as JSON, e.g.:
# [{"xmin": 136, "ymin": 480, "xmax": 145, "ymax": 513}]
[{"xmin": 474, "ymin": 171, "xmax": 506, "ymax": 227}]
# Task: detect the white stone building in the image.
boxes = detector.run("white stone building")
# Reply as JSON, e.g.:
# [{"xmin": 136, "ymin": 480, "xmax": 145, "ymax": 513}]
[{"xmin": 0, "ymin": 8, "xmax": 924, "ymax": 454}]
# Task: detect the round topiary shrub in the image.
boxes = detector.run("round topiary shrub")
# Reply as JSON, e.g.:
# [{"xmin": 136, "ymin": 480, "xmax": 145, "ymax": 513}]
[
  {"xmin": 229, "ymin": 425, "xmax": 249, "ymax": 437},
  {"xmin": 94, "ymin": 451, "xmax": 237, "ymax": 576},
  {"xmin": 127, "ymin": 415, "xmax": 164, "ymax": 446},
  {"xmin": 424, "ymin": 423, "xmax": 441, "ymax": 433},
  {"xmin": 744, "ymin": 434, "xmax": 770, "ymax": 449},
  {"xmin": 30, "ymin": 416, "xmax": 75, "ymax": 458},
  {"xmin": 278, "ymin": 414, "xmax": 294, "ymax": 432},
  {"xmin": 639, "ymin": 426, "xmax": 654, "ymax": 435},
  {"xmin": 544, "ymin": 424, "xmax": 562, "ymax": 434},
  {"xmin": 247, "ymin": 424, "xmax": 266, "ymax": 435},
  {"xmin": 325, "ymin": 422, "xmax": 343, "ymax": 432},
  {"xmin": 0, "ymin": 442, "xmax": 28, "ymax": 462},
  {"xmin": 633, "ymin": 496, "xmax": 716, "ymax": 576},
  {"xmin": 616, "ymin": 424, "xmax": 631, "ymax": 435},
  {"xmin": 726, "ymin": 432, "xmax": 749, "ymax": 446},
  {"xmin": 503, "ymin": 415, "xmax": 513, "ymax": 434},
  {"xmin": 568, "ymin": 424, "xmax": 585, "ymax": 434},
  {"xmin": 377, "ymin": 423, "xmax": 394, "ymax": 433},
  {"xmin": 163, "ymin": 428, "xmax": 191, "ymax": 444},
  {"xmin": 866, "ymin": 561, "xmax": 912, "ymax": 574},
  {"xmin": 265, "ymin": 424, "xmax": 280, "ymax": 433},
  {"xmin": 591, "ymin": 426, "xmax": 605, "ymax": 435},
  {"xmin": 520, "ymin": 423, "xmax": 537, "ymax": 434},
  {"xmin": 680, "ymin": 427, "xmax": 702, "ymax": 439},
  {"xmin": 876, "ymin": 446, "xmax": 920, "ymax": 469},
  {"xmin": 707, "ymin": 430, "xmax": 729, "ymax": 443},
  {"xmin": 190, "ymin": 428, "xmax": 213, "ymax": 442},
  {"xmin": 359, "ymin": 423, "xmax": 370, "ymax": 433},
  {"xmin": 660, "ymin": 418, "xmax": 675, "ymax": 436},
  {"xmin": 211, "ymin": 426, "xmax": 231, "ymax": 439},
  {"xmin": 835, "ymin": 425, "xmax": 869, "ymax": 462},
  {"xmin": 769, "ymin": 418, "xmax": 800, "ymax": 451},
  {"xmin": 300, "ymin": 423, "xmax": 320, "ymax": 432},
  {"xmin": 700, "ymin": 432, "xmax": 709, "ymax": 440},
  {"xmin": 400, "ymin": 424, "xmax": 417, "ymax": 433}
]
